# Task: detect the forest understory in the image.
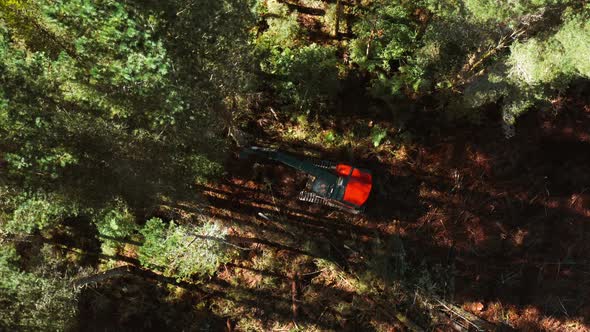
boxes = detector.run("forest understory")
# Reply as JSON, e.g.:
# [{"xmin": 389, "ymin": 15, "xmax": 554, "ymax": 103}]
[{"xmin": 188, "ymin": 88, "xmax": 590, "ymax": 331}]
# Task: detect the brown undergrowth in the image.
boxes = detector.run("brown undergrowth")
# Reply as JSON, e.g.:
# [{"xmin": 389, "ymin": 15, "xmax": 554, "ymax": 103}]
[{"xmin": 194, "ymin": 93, "xmax": 590, "ymax": 331}]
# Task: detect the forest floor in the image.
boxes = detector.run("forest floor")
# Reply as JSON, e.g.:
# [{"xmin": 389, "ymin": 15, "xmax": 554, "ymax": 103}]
[
  {"xmin": 194, "ymin": 90, "xmax": 590, "ymax": 331},
  {"xmin": 69, "ymin": 95, "xmax": 590, "ymax": 331}
]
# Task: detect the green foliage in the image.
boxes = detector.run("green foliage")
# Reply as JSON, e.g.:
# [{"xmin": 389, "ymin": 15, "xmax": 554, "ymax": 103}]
[
  {"xmin": 509, "ymin": 39, "xmax": 566, "ymax": 86},
  {"xmin": 464, "ymin": 0, "xmax": 571, "ymax": 25},
  {"xmin": 93, "ymin": 199, "xmax": 135, "ymax": 240},
  {"xmin": 554, "ymin": 11, "xmax": 590, "ymax": 78},
  {"xmin": 350, "ymin": 2, "xmax": 417, "ymax": 73},
  {"xmin": 0, "ymin": 243, "xmax": 79, "ymax": 331},
  {"xmin": 261, "ymin": 43, "xmax": 340, "ymax": 113},
  {"xmin": 0, "ymin": 243, "xmax": 19, "ymax": 269},
  {"xmin": 0, "ymin": 3, "xmax": 254, "ymax": 325},
  {"xmin": 152, "ymin": 0, "xmax": 256, "ymax": 102},
  {"xmin": 188, "ymin": 154, "xmax": 225, "ymax": 184},
  {"xmin": 344, "ymin": 0, "xmax": 587, "ymax": 127},
  {"xmin": 3, "ymin": 191, "xmax": 79, "ymax": 234},
  {"xmin": 481, "ymin": 9, "xmax": 590, "ymax": 132},
  {"xmin": 43, "ymin": 0, "xmax": 171, "ymax": 96},
  {"xmin": 256, "ymin": 0, "xmax": 301, "ymax": 49},
  {"xmin": 92, "ymin": 198, "xmax": 136, "ymax": 256},
  {"xmin": 139, "ymin": 217, "xmax": 235, "ymax": 280},
  {"xmin": 349, "ymin": 1, "xmax": 421, "ymax": 96},
  {"xmin": 509, "ymin": 11, "xmax": 590, "ymax": 86},
  {"xmin": 370, "ymin": 125, "xmax": 387, "ymax": 147},
  {"xmin": 254, "ymin": 0, "xmax": 340, "ymax": 115},
  {"xmin": 414, "ymin": 10, "xmax": 502, "ymax": 95},
  {"xmin": 413, "ymin": 1, "xmax": 587, "ymax": 127},
  {"xmin": 0, "ymin": 0, "xmax": 250, "ymax": 212},
  {"xmin": 324, "ymin": 130, "xmax": 336, "ymax": 143},
  {"xmin": 323, "ymin": 3, "xmax": 339, "ymax": 35}
]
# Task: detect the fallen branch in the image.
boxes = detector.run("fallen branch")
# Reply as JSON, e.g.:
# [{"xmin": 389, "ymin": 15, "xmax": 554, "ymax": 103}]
[
  {"xmin": 73, "ymin": 266, "xmax": 133, "ymax": 287},
  {"xmin": 431, "ymin": 297, "xmax": 497, "ymax": 332},
  {"xmin": 291, "ymin": 272, "xmax": 300, "ymax": 324}
]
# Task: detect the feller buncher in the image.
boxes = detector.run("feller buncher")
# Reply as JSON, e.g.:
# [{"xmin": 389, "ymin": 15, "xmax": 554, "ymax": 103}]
[{"xmin": 240, "ymin": 146, "xmax": 373, "ymax": 214}]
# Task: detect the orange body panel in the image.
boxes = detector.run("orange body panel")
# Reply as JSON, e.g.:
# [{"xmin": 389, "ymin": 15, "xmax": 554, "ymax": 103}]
[{"xmin": 336, "ymin": 164, "xmax": 372, "ymax": 206}]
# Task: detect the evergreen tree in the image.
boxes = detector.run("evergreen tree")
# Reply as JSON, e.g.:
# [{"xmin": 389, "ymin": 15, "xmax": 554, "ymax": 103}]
[
  {"xmin": 0, "ymin": 243, "xmax": 79, "ymax": 331},
  {"xmin": 138, "ymin": 217, "xmax": 235, "ymax": 279},
  {"xmin": 0, "ymin": 0, "xmax": 254, "ymax": 233}
]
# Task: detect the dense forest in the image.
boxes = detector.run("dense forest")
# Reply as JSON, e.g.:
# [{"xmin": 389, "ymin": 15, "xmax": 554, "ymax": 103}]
[{"xmin": 1, "ymin": 0, "xmax": 589, "ymax": 331}]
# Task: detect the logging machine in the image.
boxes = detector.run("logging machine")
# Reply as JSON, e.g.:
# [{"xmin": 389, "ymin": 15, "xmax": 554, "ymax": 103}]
[{"xmin": 240, "ymin": 146, "xmax": 372, "ymax": 214}]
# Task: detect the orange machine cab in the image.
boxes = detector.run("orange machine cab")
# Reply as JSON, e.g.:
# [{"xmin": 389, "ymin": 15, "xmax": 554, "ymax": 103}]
[{"xmin": 335, "ymin": 164, "xmax": 372, "ymax": 207}]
